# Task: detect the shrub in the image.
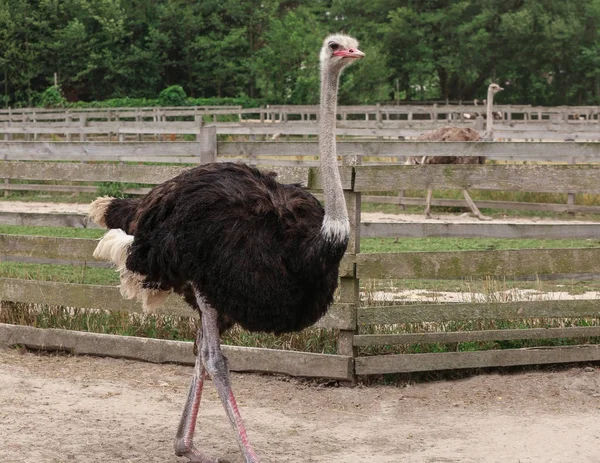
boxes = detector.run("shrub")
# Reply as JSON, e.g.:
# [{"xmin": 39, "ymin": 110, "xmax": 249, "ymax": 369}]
[
  {"xmin": 158, "ymin": 85, "xmax": 187, "ymax": 106},
  {"xmin": 40, "ymin": 86, "xmax": 67, "ymax": 108}
]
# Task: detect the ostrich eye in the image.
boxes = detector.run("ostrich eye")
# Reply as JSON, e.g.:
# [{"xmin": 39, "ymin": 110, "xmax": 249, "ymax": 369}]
[{"xmin": 329, "ymin": 42, "xmax": 339, "ymax": 51}]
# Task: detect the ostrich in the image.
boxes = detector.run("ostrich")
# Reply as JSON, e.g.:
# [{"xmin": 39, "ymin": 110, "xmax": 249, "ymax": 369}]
[
  {"xmin": 407, "ymin": 82, "xmax": 503, "ymax": 220},
  {"xmin": 88, "ymin": 35, "xmax": 364, "ymax": 463}
]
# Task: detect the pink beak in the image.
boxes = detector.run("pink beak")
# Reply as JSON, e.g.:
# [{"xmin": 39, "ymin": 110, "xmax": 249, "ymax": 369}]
[{"xmin": 333, "ymin": 48, "xmax": 365, "ymax": 59}]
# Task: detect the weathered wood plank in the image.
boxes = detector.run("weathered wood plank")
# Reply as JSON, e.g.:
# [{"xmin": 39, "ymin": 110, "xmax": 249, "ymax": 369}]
[
  {"xmin": 0, "ymin": 141, "xmax": 215, "ymax": 162},
  {"xmin": 1, "ymin": 233, "xmax": 356, "ymax": 277},
  {"xmin": 0, "ymin": 235, "xmax": 98, "ymax": 261},
  {"xmin": 4, "ymin": 236, "xmax": 599, "ymax": 281},
  {"xmin": 353, "ymin": 326, "xmax": 600, "ymax": 346},
  {"xmin": 14, "ymin": 122, "xmax": 599, "ymax": 141},
  {"xmin": 218, "ymin": 141, "xmax": 600, "ymax": 161},
  {"xmin": 357, "ymin": 300, "xmax": 600, "ymax": 325},
  {"xmin": 0, "ymin": 323, "xmax": 352, "ymax": 380},
  {"xmin": 0, "ymin": 278, "xmax": 354, "ymax": 330},
  {"xmin": 355, "ymin": 345, "xmax": 600, "ymax": 374},
  {"xmin": 0, "ymin": 161, "xmax": 311, "ymax": 187},
  {"xmin": 310, "ymin": 166, "xmax": 353, "ymax": 190},
  {"xmin": 0, "ymin": 212, "xmax": 93, "ymax": 228},
  {"xmin": 356, "ymin": 248, "xmax": 600, "ymax": 280},
  {"xmin": 0, "ymin": 161, "xmax": 189, "ymax": 183},
  {"xmin": 354, "ymin": 165, "xmax": 600, "ymax": 194},
  {"xmin": 360, "ymin": 222, "xmax": 600, "ymax": 239}
]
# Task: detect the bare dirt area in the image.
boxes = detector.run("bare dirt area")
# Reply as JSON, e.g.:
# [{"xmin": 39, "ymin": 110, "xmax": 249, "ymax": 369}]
[
  {"xmin": 2, "ymin": 200, "xmax": 600, "ymax": 225},
  {"xmin": 2, "ymin": 347, "xmax": 600, "ymax": 463}
]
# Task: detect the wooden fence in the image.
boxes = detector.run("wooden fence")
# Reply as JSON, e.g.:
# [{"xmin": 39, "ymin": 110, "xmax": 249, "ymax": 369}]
[
  {"xmin": 3, "ymin": 104, "xmax": 600, "ymax": 141},
  {"xmin": 2, "ymin": 131, "xmax": 600, "ymax": 214},
  {"xmin": 1, "ymin": 145, "xmax": 600, "ymax": 379}
]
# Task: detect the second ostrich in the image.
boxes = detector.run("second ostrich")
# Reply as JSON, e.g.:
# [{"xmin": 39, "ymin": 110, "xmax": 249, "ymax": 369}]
[
  {"xmin": 408, "ymin": 83, "xmax": 503, "ymax": 220},
  {"xmin": 88, "ymin": 35, "xmax": 363, "ymax": 463}
]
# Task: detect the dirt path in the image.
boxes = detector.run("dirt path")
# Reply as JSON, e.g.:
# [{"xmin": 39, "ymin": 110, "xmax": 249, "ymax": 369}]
[
  {"xmin": 2, "ymin": 348, "xmax": 600, "ymax": 462},
  {"xmin": 1, "ymin": 200, "xmax": 600, "ymax": 225}
]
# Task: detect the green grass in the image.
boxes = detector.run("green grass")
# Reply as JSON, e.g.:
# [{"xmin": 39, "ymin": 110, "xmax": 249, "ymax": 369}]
[
  {"xmin": 2, "ymin": 224, "xmax": 599, "ymax": 252},
  {"xmin": 0, "ymin": 225, "xmax": 105, "ymax": 239},
  {"xmin": 361, "ymin": 237, "xmax": 600, "ymax": 253},
  {"xmin": 0, "ymin": 261, "xmax": 119, "ymax": 285},
  {"xmin": 0, "ymin": 302, "xmax": 338, "ymax": 353}
]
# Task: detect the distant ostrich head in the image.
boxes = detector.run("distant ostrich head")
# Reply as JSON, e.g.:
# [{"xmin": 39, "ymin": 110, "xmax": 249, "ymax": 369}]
[
  {"xmin": 320, "ymin": 34, "xmax": 364, "ymax": 72},
  {"xmin": 488, "ymin": 83, "xmax": 504, "ymax": 96}
]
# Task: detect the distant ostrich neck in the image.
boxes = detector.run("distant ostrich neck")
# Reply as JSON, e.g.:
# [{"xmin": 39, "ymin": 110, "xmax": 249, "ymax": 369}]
[
  {"xmin": 484, "ymin": 85, "xmax": 497, "ymax": 139},
  {"xmin": 319, "ymin": 57, "xmax": 349, "ymax": 240}
]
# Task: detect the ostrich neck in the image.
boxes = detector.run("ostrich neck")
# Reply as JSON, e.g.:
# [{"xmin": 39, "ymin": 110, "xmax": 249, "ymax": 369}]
[
  {"xmin": 484, "ymin": 88, "xmax": 495, "ymax": 139},
  {"xmin": 319, "ymin": 66, "xmax": 349, "ymax": 241}
]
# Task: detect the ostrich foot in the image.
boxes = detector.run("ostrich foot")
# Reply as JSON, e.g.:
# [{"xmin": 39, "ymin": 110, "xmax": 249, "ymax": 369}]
[
  {"xmin": 461, "ymin": 212, "xmax": 493, "ymax": 221},
  {"xmin": 174, "ymin": 444, "xmax": 231, "ymax": 463}
]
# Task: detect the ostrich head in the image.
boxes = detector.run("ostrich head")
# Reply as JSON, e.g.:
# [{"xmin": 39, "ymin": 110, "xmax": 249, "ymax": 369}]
[
  {"xmin": 320, "ymin": 34, "xmax": 364, "ymax": 73},
  {"xmin": 488, "ymin": 83, "xmax": 504, "ymax": 96}
]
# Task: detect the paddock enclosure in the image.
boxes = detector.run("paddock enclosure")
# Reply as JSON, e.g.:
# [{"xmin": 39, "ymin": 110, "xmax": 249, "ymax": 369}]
[
  {"xmin": 1, "ymin": 105, "xmax": 600, "ymax": 381},
  {"xmin": 3, "ymin": 348, "xmax": 600, "ymax": 463}
]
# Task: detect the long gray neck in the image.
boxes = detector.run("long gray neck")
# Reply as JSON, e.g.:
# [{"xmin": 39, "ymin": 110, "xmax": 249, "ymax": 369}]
[
  {"xmin": 319, "ymin": 65, "xmax": 349, "ymax": 243},
  {"xmin": 484, "ymin": 87, "xmax": 496, "ymax": 140}
]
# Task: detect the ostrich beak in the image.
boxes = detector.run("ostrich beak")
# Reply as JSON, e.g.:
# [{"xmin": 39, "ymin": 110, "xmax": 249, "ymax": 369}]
[{"xmin": 334, "ymin": 48, "xmax": 365, "ymax": 59}]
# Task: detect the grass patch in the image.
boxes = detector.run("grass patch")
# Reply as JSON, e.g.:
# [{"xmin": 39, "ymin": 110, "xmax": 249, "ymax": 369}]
[
  {"xmin": 0, "ymin": 302, "xmax": 338, "ymax": 354},
  {"xmin": 362, "ymin": 237, "xmax": 600, "ymax": 253},
  {"xmin": 356, "ymin": 317, "xmax": 600, "ymax": 356},
  {"xmin": 0, "ymin": 261, "xmax": 119, "ymax": 285},
  {"xmin": 0, "ymin": 225, "xmax": 105, "ymax": 239},
  {"xmin": 2, "ymin": 224, "xmax": 599, "ymax": 253}
]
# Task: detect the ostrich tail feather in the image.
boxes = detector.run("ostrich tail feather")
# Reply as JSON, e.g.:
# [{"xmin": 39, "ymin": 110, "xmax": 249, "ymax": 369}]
[
  {"xmin": 93, "ymin": 229, "xmax": 133, "ymax": 268},
  {"xmin": 93, "ymin": 229, "xmax": 170, "ymax": 312},
  {"xmin": 88, "ymin": 196, "xmax": 114, "ymax": 228}
]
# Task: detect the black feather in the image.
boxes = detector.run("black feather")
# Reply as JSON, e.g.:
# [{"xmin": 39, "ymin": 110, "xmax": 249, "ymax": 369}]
[{"xmin": 100, "ymin": 162, "xmax": 347, "ymax": 334}]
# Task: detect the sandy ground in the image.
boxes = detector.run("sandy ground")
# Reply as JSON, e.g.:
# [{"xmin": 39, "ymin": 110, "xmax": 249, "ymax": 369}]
[
  {"xmin": 1, "ymin": 347, "xmax": 600, "ymax": 463},
  {"xmin": 1, "ymin": 200, "xmax": 599, "ymax": 225}
]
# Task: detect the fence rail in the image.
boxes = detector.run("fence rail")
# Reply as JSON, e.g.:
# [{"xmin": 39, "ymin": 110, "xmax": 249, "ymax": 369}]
[
  {"xmin": 3, "ymin": 103, "xmax": 600, "ymax": 122},
  {"xmin": 4, "ymin": 104, "xmax": 600, "ymax": 141},
  {"xmin": 1, "ymin": 142, "xmax": 600, "ymax": 379}
]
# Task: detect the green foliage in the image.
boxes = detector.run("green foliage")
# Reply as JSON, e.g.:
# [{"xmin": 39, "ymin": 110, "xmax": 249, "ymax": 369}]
[
  {"xmin": 3, "ymin": 1, "xmax": 600, "ymax": 106},
  {"xmin": 97, "ymin": 182, "xmax": 126, "ymax": 198},
  {"xmin": 158, "ymin": 85, "xmax": 187, "ymax": 106},
  {"xmin": 39, "ymin": 86, "xmax": 67, "ymax": 108}
]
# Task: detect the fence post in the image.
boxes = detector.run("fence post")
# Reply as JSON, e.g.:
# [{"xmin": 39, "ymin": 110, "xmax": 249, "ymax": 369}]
[
  {"xmin": 338, "ymin": 154, "xmax": 361, "ymax": 383},
  {"xmin": 24, "ymin": 114, "xmax": 32, "ymax": 142},
  {"xmin": 79, "ymin": 115, "xmax": 87, "ymax": 142},
  {"xmin": 196, "ymin": 121, "xmax": 217, "ymax": 164},
  {"xmin": 32, "ymin": 109, "xmax": 38, "ymax": 141},
  {"xmin": 66, "ymin": 111, "xmax": 72, "ymax": 142},
  {"xmin": 136, "ymin": 110, "xmax": 142, "ymax": 142},
  {"xmin": 567, "ymin": 154, "xmax": 575, "ymax": 214},
  {"xmin": 5, "ymin": 107, "xmax": 12, "ymax": 141}
]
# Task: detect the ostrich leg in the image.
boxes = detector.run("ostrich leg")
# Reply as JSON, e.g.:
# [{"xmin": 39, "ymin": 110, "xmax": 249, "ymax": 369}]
[
  {"xmin": 198, "ymin": 295, "xmax": 260, "ymax": 463},
  {"xmin": 462, "ymin": 190, "xmax": 492, "ymax": 221},
  {"xmin": 424, "ymin": 189, "xmax": 434, "ymax": 219},
  {"xmin": 174, "ymin": 329, "xmax": 222, "ymax": 463}
]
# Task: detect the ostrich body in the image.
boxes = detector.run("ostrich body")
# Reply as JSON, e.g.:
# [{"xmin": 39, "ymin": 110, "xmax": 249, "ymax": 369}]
[
  {"xmin": 88, "ymin": 35, "xmax": 364, "ymax": 463},
  {"xmin": 407, "ymin": 83, "xmax": 503, "ymax": 220}
]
